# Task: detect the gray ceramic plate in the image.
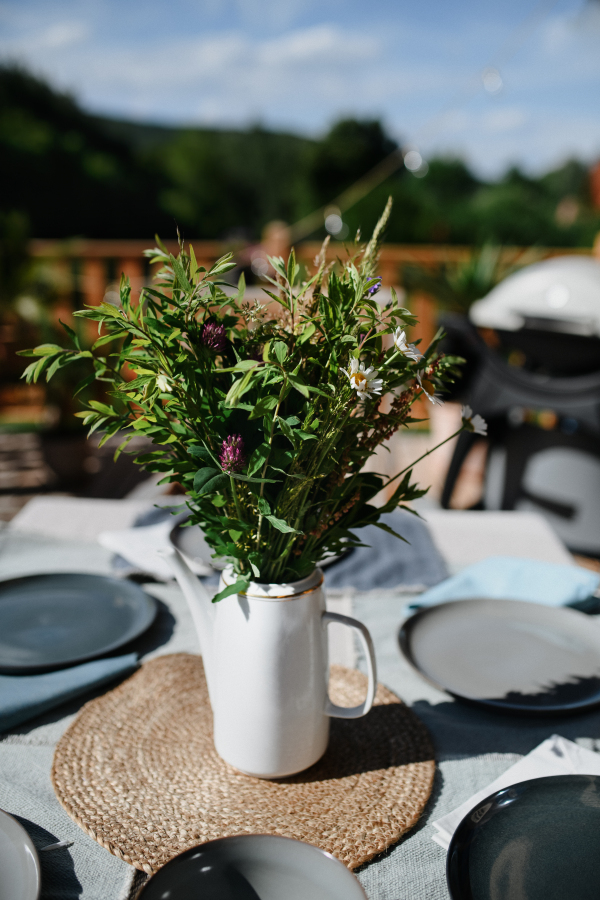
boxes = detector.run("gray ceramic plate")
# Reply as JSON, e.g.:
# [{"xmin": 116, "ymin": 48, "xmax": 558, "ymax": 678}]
[
  {"xmin": 0, "ymin": 808, "xmax": 40, "ymax": 900},
  {"xmin": 447, "ymin": 774, "xmax": 600, "ymax": 900},
  {"xmin": 137, "ymin": 834, "xmax": 367, "ymax": 900},
  {"xmin": 0, "ymin": 573, "xmax": 157, "ymax": 673},
  {"xmin": 399, "ymin": 598, "xmax": 600, "ymax": 714}
]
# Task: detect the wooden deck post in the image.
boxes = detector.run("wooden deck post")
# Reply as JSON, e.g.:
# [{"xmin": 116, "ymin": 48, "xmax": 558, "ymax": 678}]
[{"xmin": 82, "ymin": 258, "xmax": 106, "ymax": 308}]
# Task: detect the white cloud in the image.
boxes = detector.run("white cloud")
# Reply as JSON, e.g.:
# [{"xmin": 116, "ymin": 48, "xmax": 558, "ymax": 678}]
[
  {"xmin": 258, "ymin": 24, "xmax": 377, "ymax": 64},
  {"xmin": 542, "ymin": 3, "xmax": 600, "ymax": 54},
  {"xmin": 0, "ymin": 0, "xmax": 598, "ymax": 178},
  {"xmin": 424, "ymin": 108, "xmax": 600, "ymax": 180},
  {"xmin": 0, "ymin": 18, "xmax": 90, "ymax": 54},
  {"xmin": 0, "ymin": 21, "xmax": 390, "ymax": 133},
  {"xmin": 232, "ymin": 0, "xmax": 327, "ymax": 31},
  {"xmin": 482, "ymin": 106, "xmax": 528, "ymax": 133},
  {"xmin": 436, "ymin": 109, "xmax": 473, "ymax": 133},
  {"xmin": 5, "ymin": 24, "xmax": 379, "ymax": 93},
  {"xmin": 38, "ymin": 21, "xmax": 89, "ymax": 50}
]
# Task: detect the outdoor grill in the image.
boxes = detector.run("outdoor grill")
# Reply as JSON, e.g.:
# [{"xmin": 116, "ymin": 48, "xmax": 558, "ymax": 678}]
[{"xmin": 441, "ymin": 255, "xmax": 600, "ymax": 558}]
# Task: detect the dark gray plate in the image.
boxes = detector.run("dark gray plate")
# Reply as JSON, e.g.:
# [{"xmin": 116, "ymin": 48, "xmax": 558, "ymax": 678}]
[
  {"xmin": 447, "ymin": 775, "xmax": 600, "ymax": 900},
  {"xmin": 137, "ymin": 834, "xmax": 367, "ymax": 900},
  {"xmin": 0, "ymin": 573, "xmax": 157, "ymax": 673},
  {"xmin": 399, "ymin": 598, "xmax": 600, "ymax": 714}
]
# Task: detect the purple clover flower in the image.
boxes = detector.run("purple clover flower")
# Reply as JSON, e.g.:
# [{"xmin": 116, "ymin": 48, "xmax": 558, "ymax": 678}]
[
  {"xmin": 220, "ymin": 435, "xmax": 245, "ymax": 474},
  {"xmin": 366, "ymin": 278, "xmax": 382, "ymax": 297},
  {"xmin": 201, "ymin": 321, "xmax": 227, "ymax": 352}
]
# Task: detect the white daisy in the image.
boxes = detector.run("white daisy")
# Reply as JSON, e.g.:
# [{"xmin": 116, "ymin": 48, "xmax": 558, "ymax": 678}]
[
  {"xmin": 156, "ymin": 374, "xmax": 172, "ymax": 393},
  {"xmin": 417, "ymin": 371, "xmax": 444, "ymax": 406},
  {"xmin": 393, "ymin": 328, "xmax": 422, "ymax": 361},
  {"xmin": 471, "ymin": 414, "xmax": 487, "ymax": 436},
  {"xmin": 462, "ymin": 405, "xmax": 487, "ymax": 436},
  {"xmin": 340, "ymin": 358, "xmax": 384, "ymax": 401}
]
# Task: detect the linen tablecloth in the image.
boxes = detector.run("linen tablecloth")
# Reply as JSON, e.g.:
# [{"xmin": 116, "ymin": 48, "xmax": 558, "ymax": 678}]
[
  {"xmin": 0, "ymin": 529, "xmax": 202, "ymax": 900},
  {"xmin": 351, "ymin": 590, "xmax": 600, "ymax": 899},
  {"xmin": 2, "ymin": 511, "xmax": 600, "ymax": 899}
]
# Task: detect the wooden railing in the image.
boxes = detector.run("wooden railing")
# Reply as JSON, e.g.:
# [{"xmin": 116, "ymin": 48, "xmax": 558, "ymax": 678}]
[
  {"xmin": 29, "ymin": 236, "xmax": 599, "ymax": 353},
  {"xmin": 31, "ymin": 237, "xmax": 597, "ymax": 298},
  {"xmin": 10, "ymin": 235, "xmax": 599, "ymax": 480}
]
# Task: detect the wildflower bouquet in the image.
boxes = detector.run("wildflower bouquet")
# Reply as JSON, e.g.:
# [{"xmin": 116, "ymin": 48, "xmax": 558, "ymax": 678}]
[{"xmin": 20, "ymin": 202, "xmax": 483, "ymax": 599}]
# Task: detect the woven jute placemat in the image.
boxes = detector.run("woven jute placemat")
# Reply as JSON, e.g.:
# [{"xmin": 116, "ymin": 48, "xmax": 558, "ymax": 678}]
[{"xmin": 52, "ymin": 653, "xmax": 434, "ymax": 873}]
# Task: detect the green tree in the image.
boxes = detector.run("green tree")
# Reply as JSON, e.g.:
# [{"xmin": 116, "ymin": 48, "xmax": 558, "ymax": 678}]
[
  {"xmin": 153, "ymin": 126, "xmax": 314, "ymax": 239},
  {"xmin": 309, "ymin": 119, "xmax": 397, "ymax": 206},
  {"xmin": 0, "ymin": 64, "xmax": 172, "ymax": 239},
  {"xmin": 1, "ymin": 64, "xmax": 599, "ymax": 247}
]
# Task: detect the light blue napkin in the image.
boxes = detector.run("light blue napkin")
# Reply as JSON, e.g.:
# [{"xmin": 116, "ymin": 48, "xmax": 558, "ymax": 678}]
[
  {"xmin": 0, "ymin": 653, "xmax": 138, "ymax": 732},
  {"xmin": 408, "ymin": 556, "xmax": 600, "ymax": 610}
]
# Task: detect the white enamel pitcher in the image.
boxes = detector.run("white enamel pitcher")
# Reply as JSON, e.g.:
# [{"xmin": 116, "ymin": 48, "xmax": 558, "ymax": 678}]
[{"xmin": 161, "ymin": 547, "xmax": 377, "ymax": 779}]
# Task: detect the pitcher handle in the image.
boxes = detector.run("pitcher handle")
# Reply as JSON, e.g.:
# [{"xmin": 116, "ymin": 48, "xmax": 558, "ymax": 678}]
[{"xmin": 322, "ymin": 611, "xmax": 377, "ymax": 719}]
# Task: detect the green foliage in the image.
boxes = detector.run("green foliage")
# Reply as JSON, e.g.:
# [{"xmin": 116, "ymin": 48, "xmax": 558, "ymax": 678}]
[
  {"xmin": 2, "ymin": 64, "xmax": 599, "ymax": 246},
  {"xmin": 0, "ymin": 64, "xmax": 172, "ymax": 239},
  {"xmin": 402, "ymin": 244, "xmax": 518, "ymax": 314},
  {"xmin": 310, "ymin": 119, "xmax": 397, "ymax": 204},
  {"xmin": 19, "ymin": 204, "xmax": 466, "ymax": 588},
  {"xmin": 0, "ymin": 208, "xmax": 96, "ymax": 424},
  {"xmin": 154, "ymin": 126, "xmax": 315, "ymax": 239},
  {"xmin": 0, "ymin": 209, "xmax": 30, "ymax": 306},
  {"xmin": 340, "ymin": 158, "xmax": 600, "ymax": 248},
  {"xmin": 466, "ymin": 165, "xmax": 594, "ymax": 247}
]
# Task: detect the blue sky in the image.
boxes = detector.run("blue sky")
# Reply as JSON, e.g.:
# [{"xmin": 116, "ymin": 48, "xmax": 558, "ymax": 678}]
[{"xmin": 1, "ymin": 0, "xmax": 600, "ymax": 179}]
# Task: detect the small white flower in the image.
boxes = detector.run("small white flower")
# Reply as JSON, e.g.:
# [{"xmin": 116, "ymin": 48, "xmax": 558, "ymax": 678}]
[
  {"xmin": 417, "ymin": 371, "xmax": 444, "ymax": 406},
  {"xmin": 462, "ymin": 405, "xmax": 487, "ymax": 436},
  {"xmin": 471, "ymin": 414, "xmax": 487, "ymax": 435},
  {"xmin": 340, "ymin": 358, "xmax": 384, "ymax": 401},
  {"xmin": 393, "ymin": 328, "xmax": 422, "ymax": 361},
  {"xmin": 156, "ymin": 374, "xmax": 172, "ymax": 393}
]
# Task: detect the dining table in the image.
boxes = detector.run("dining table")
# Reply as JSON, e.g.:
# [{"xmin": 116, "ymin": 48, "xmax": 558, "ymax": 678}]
[{"xmin": 1, "ymin": 496, "xmax": 598, "ymax": 900}]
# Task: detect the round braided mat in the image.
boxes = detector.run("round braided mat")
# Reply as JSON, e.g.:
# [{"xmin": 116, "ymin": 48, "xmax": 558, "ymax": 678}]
[{"xmin": 52, "ymin": 653, "xmax": 434, "ymax": 873}]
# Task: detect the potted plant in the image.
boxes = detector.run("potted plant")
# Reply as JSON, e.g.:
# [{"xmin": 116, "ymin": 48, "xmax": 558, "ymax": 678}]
[{"xmin": 20, "ymin": 200, "xmax": 484, "ymax": 777}]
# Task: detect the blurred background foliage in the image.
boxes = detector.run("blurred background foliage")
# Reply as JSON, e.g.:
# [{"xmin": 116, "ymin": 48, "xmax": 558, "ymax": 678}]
[
  {"xmin": 1, "ymin": 63, "xmax": 599, "ymax": 513},
  {"xmin": 401, "ymin": 244, "xmax": 546, "ymax": 314},
  {"xmin": 2, "ymin": 63, "xmax": 599, "ymax": 248}
]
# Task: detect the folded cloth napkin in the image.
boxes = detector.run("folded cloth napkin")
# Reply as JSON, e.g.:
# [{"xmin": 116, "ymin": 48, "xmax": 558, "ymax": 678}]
[
  {"xmin": 408, "ymin": 556, "xmax": 600, "ymax": 610},
  {"xmin": 432, "ymin": 734, "xmax": 600, "ymax": 850},
  {"xmin": 323, "ymin": 510, "xmax": 449, "ymax": 590},
  {"xmin": 0, "ymin": 653, "xmax": 138, "ymax": 732},
  {"xmin": 99, "ymin": 517, "xmax": 191, "ymax": 581}
]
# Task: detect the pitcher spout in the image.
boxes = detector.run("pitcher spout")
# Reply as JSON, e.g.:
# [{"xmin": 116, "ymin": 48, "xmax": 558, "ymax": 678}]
[{"xmin": 158, "ymin": 547, "xmax": 216, "ymax": 701}]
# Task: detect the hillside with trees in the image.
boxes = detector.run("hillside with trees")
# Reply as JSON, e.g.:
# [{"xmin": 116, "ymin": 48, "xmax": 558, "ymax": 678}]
[{"xmin": 1, "ymin": 64, "xmax": 599, "ymax": 247}]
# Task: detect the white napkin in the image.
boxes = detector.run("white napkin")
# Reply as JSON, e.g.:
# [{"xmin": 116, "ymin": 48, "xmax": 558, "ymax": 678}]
[
  {"xmin": 432, "ymin": 735, "xmax": 600, "ymax": 849},
  {"xmin": 98, "ymin": 519, "xmax": 176, "ymax": 580},
  {"xmin": 98, "ymin": 514, "xmax": 215, "ymax": 580}
]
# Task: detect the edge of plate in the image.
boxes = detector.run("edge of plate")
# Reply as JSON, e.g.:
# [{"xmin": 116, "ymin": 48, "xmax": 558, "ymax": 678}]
[
  {"xmin": 0, "ymin": 807, "xmax": 41, "ymax": 900},
  {"xmin": 0, "ymin": 572, "xmax": 158, "ymax": 674},
  {"xmin": 397, "ymin": 600, "xmax": 600, "ymax": 717}
]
